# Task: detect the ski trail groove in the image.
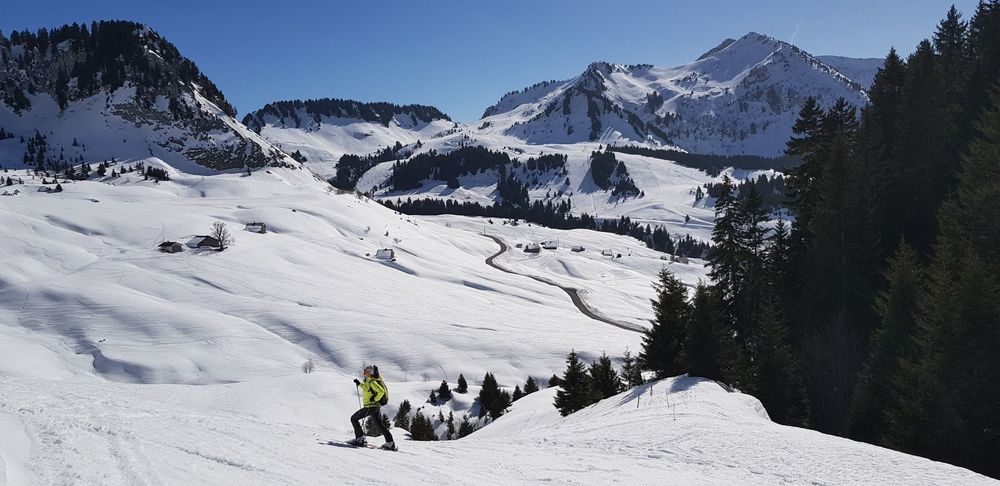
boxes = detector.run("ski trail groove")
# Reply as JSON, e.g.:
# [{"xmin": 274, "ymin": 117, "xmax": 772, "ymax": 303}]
[{"xmin": 482, "ymin": 234, "xmax": 644, "ymax": 334}]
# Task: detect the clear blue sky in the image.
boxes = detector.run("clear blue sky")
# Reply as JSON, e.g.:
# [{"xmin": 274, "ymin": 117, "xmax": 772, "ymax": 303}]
[{"xmin": 1, "ymin": 0, "xmax": 980, "ymax": 121}]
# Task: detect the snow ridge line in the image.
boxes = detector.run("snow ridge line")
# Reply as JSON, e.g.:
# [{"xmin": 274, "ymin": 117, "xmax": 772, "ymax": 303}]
[{"xmin": 482, "ymin": 234, "xmax": 644, "ymax": 333}]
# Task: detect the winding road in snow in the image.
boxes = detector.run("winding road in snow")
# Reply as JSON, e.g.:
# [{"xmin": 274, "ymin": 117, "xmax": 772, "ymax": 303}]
[{"xmin": 482, "ymin": 234, "xmax": 644, "ymax": 334}]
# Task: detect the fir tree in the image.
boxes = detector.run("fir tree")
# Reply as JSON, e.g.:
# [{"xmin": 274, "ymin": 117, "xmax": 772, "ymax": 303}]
[
  {"xmin": 620, "ymin": 348, "xmax": 643, "ymax": 388},
  {"xmin": 889, "ymin": 90, "xmax": 1000, "ymax": 477},
  {"xmin": 393, "ymin": 399, "xmax": 412, "ymax": 430},
  {"xmin": 588, "ymin": 352, "xmax": 622, "ymax": 400},
  {"xmin": 639, "ymin": 269, "xmax": 690, "ymax": 377},
  {"xmin": 554, "ymin": 350, "xmax": 594, "ymax": 416},
  {"xmin": 456, "ymin": 373, "xmax": 468, "ymax": 393},
  {"xmin": 850, "ymin": 242, "xmax": 922, "ymax": 443},
  {"xmin": 437, "ymin": 380, "xmax": 452, "ymax": 402},
  {"xmin": 512, "ymin": 385, "xmax": 523, "ymax": 402},
  {"xmin": 749, "ymin": 303, "xmax": 808, "ymax": 426},
  {"xmin": 446, "ymin": 411, "xmax": 456, "ymax": 439},
  {"xmin": 477, "ymin": 372, "xmax": 509, "ymax": 421},
  {"xmin": 680, "ymin": 283, "xmax": 738, "ymax": 384},
  {"xmin": 409, "ymin": 412, "xmax": 438, "ymax": 441},
  {"xmin": 523, "ymin": 376, "xmax": 539, "ymax": 394},
  {"xmin": 457, "ymin": 414, "xmax": 476, "ymax": 438}
]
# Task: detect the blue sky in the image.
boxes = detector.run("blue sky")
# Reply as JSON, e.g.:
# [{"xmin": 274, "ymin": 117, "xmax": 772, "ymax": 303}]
[{"xmin": 2, "ymin": 0, "xmax": 980, "ymax": 121}]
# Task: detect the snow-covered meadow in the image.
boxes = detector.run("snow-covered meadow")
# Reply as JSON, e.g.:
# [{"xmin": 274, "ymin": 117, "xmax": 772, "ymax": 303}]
[{"xmin": 0, "ymin": 163, "xmax": 992, "ymax": 484}]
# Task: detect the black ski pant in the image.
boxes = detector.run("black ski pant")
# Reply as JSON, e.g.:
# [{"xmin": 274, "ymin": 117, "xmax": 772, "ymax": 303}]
[{"xmin": 351, "ymin": 406, "xmax": 393, "ymax": 442}]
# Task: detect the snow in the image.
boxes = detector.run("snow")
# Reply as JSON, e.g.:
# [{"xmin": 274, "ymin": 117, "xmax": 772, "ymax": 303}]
[
  {"xmin": 0, "ymin": 159, "xmax": 991, "ymax": 484},
  {"xmin": 250, "ymin": 108, "xmax": 455, "ymax": 179},
  {"xmin": 472, "ymin": 32, "xmax": 871, "ymax": 157},
  {"xmin": 0, "ymin": 89, "xmax": 294, "ymax": 175}
]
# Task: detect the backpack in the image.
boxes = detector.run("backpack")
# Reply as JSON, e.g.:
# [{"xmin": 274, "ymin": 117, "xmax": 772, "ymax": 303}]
[{"xmin": 373, "ymin": 365, "xmax": 389, "ymax": 406}]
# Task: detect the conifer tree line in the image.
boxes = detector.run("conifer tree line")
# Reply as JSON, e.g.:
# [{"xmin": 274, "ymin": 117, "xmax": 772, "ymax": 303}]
[
  {"xmin": 779, "ymin": 4, "xmax": 1000, "ymax": 476},
  {"xmin": 242, "ymin": 98, "xmax": 450, "ymax": 132},
  {"xmin": 383, "ymin": 197, "xmax": 711, "ymax": 258},
  {"xmin": 389, "ymin": 372, "xmax": 542, "ymax": 441},
  {"xmin": 554, "ymin": 5, "xmax": 1000, "ymax": 477}
]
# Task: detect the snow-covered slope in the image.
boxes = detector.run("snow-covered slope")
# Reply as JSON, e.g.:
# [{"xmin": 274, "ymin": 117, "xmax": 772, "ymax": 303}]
[
  {"xmin": 358, "ymin": 139, "xmax": 758, "ymax": 246},
  {"xmin": 1, "ymin": 370, "xmax": 990, "ymax": 484},
  {"xmin": 0, "ymin": 21, "xmax": 296, "ymax": 174},
  {"xmin": 817, "ymin": 55, "xmax": 885, "ymax": 90},
  {"xmin": 476, "ymin": 32, "xmax": 873, "ymax": 156},
  {"xmin": 242, "ymin": 99, "xmax": 454, "ymax": 179}
]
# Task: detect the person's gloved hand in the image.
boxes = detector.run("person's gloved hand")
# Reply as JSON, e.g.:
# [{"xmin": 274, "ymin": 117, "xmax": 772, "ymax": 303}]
[{"xmin": 353, "ymin": 379, "xmax": 361, "ymax": 386}]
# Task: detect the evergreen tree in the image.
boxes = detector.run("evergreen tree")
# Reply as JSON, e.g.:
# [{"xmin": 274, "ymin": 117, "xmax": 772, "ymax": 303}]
[
  {"xmin": 446, "ymin": 411, "xmax": 456, "ymax": 439},
  {"xmin": 548, "ymin": 374, "xmax": 562, "ymax": 387},
  {"xmin": 589, "ymin": 352, "xmax": 622, "ymax": 400},
  {"xmin": 889, "ymin": 91, "xmax": 1000, "ymax": 477},
  {"xmin": 639, "ymin": 269, "xmax": 690, "ymax": 378},
  {"xmin": 680, "ymin": 283, "xmax": 738, "ymax": 384},
  {"xmin": 764, "ymin": 218, "xmax": 793, "ymax": 311},
  {"xmin": 796, "ymin": 101, "xmax": 876, "ymax": 435},
  {"xmin": 477, "ymin": 372, "xmax": 509, "ymax": 421},
  {"xmin": 553, "ymin": 350, "xmax": 594, "ymax": 416},
  {"xmin": 437, "ymin": 380, "xmax": 452, "ymax": 402},
  {"xmin": 784, "ymin": 96, "xmax": 828, "ymax": 232},
  {"xmin": 393, "ymin": 399, "xmax": 412, "ymax": 430},
  {"xmin": 456, "ymin": 373, "xmax": 468, "ymax": 393},
  {"xmin": 523, "ymin": 376, "xmax": 539, "ymax": 394},
  {"xmin": 409, "ymin": 412, "xmax": 438, "ymax": 441},
  {"xmin": 896, "ymin": 40, "xmax": 951, "ymax": 255},
  {"xmin": 620, "ymin": 348, "xmax": 644, "ymax": 388},
  {"xmin": 749, "ymin": 303, "xmax": 809, "ymax": 426},
  {"xmin": 512, "ymin": 385, "xmax": 523, "ymax": 402},
  {"xmin": 863, "ymin": 48, "xmax": 909, "ymax": 263},
  {"xmin": 457, "ymin": 414, "xmax": 476, "ymax": 438},
  {"xmin": 850, "ymin": 242, "xmax": 922, "ymax": 443}
]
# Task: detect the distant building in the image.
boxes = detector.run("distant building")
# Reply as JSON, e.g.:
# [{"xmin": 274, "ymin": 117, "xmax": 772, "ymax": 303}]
[
  {"xmin": 158, "ymin": 241, "xmax": 183, "ymax": 253},
  {"xmin": 571, "ymin": 245, "xmax": 585, "ymax": 252},
  {"xmin": 374, "ymin": 248, "xmax": 396, "ymax": 262},
  {"xmin": 244, "ymin": 222, "xmax": 267, "ymax": 234},
  {"xmin": 186, "ymin": 235, "xmax": 222, "ymax": 249},
  {"xmin": 524, "ymin": 242, "xmax": 541, "ymax": 253}
]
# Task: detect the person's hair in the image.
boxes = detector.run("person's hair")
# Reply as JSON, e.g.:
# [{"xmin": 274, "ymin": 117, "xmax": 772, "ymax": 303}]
[{"xmin": 372, "ymin": 365, "xmax": 381, "ymax": 379}]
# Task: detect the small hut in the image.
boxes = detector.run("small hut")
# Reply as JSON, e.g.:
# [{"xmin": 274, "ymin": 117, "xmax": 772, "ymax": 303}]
[
  {"xmin": 158, "ymin": 241, "xmax": 183, "ymax": 253},
  {"xmin": 186, "ymin": 235, "xmax": 222, "ymax": 249},
  {"xmin": 244, "ymin": 222, "xmax": 267, "ymax": 234},
  {"xmin": 374, "ymin": 248, "xmax": 396, "ymax": 262},
  {"xmin": 542, "ymin": 240, "xmax": 558, "ymax": 250},
  {"xmin": 571, "ymin": 245, "xmax": 585, "ymax": 252},
  {"xmin": 523, "ymin": 242, "xmax": 541, "ymax": 253}
]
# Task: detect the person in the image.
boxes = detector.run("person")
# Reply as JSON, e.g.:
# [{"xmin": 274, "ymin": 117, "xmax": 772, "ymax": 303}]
[{"xmin": 348, "ymin": 365, "xmax": 396, "ymax": 450}]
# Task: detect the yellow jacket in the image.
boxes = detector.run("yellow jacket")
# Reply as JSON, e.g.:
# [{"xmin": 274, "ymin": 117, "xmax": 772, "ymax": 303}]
[{"xmin": 359, "ymin": 376, "xmax": 387, "ymax": 407}]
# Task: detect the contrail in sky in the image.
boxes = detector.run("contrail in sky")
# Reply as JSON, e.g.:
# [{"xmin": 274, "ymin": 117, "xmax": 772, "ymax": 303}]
[{"xmin": 790, "ymin": 15, "xmax": 804, "ymax": 44}]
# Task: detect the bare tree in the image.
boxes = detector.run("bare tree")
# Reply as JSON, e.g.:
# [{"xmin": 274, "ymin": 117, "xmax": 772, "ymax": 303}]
[{"xmin": 210, "ymin": 221, "xmax": 234, "ymax": 251}]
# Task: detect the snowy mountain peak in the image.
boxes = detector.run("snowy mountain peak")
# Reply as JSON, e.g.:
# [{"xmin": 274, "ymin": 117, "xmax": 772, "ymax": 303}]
[{"xmin": 474, "ymin": 32, "xmax": 874, "ymax": 156}]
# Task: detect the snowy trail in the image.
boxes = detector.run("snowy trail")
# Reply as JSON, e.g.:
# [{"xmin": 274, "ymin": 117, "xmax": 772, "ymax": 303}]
[{"xmin": 483, "ymin": 234, "xmax": 644, "ymax": 333}]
